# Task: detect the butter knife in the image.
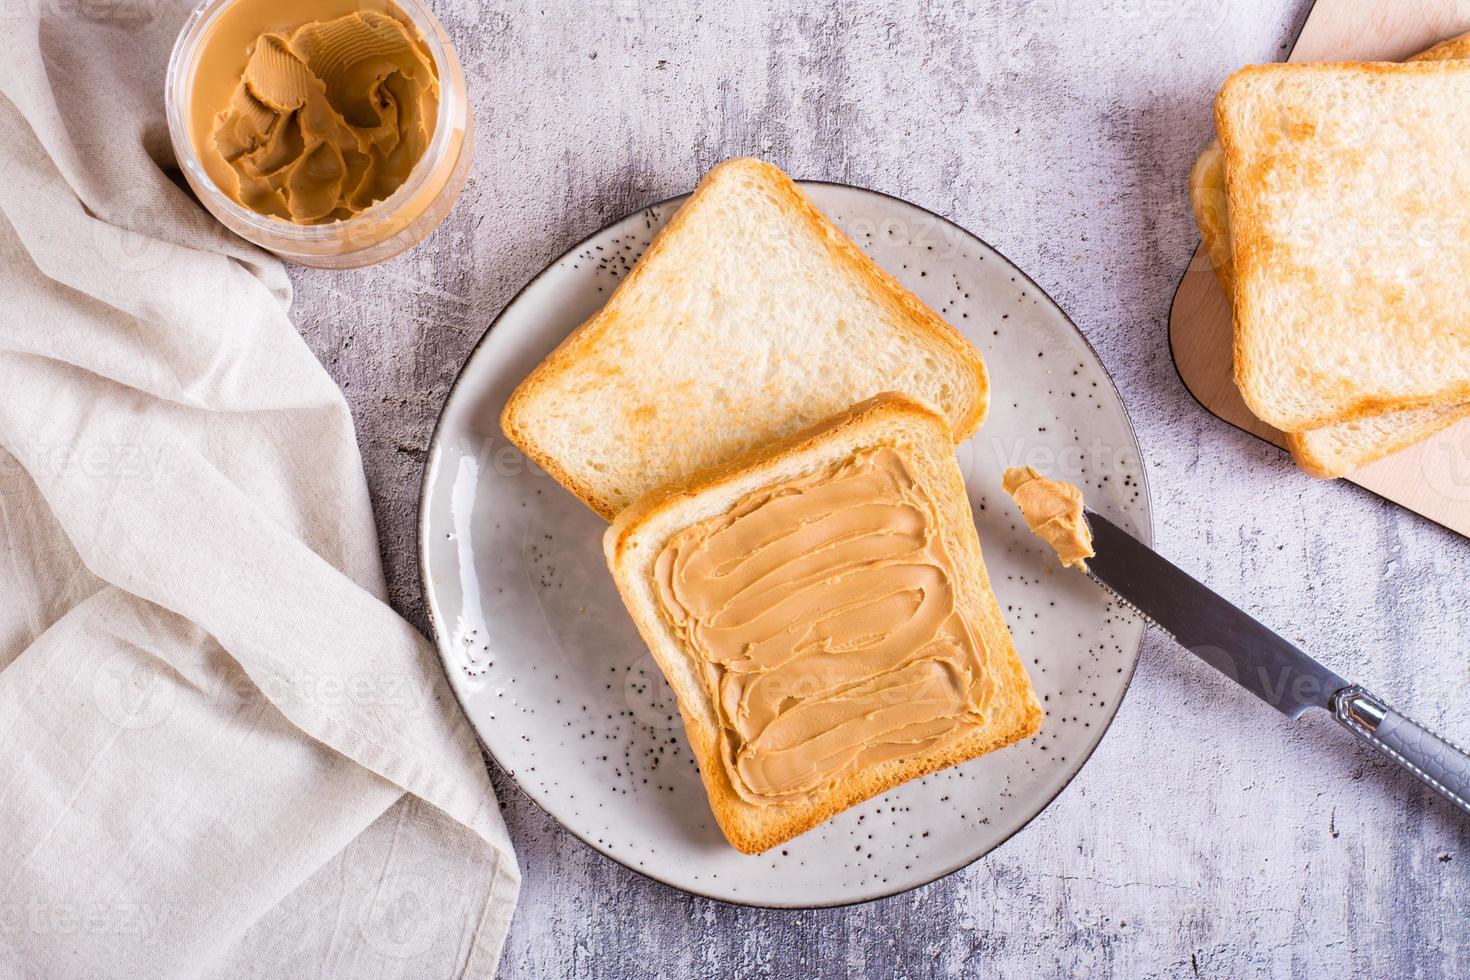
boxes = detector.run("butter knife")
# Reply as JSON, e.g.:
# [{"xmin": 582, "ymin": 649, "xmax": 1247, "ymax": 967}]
[{"xmin": 1085, "ymin": 510, "xmax": 1470, "ymax": 816}]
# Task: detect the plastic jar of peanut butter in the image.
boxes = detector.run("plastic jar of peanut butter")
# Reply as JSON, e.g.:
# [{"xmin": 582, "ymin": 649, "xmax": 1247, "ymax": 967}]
[{"xmin": 165, "ymin": 0, "xmax": 472, "ymax": 268}]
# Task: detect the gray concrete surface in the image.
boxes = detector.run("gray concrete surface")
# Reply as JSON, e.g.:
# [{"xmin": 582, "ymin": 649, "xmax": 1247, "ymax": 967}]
[{"xmin": 289, "ymin": 1, "xmax": 1470, "ymax": 975}]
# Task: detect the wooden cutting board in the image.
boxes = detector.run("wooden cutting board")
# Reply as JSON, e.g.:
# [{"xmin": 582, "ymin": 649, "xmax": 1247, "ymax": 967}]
[{"xmin": 1168, "ymin": 0, "xmax": 1470, "ymax": 539}]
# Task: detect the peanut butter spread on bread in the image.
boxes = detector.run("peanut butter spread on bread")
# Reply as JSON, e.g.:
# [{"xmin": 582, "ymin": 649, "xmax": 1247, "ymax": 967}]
[
  {"xmin": 1002, "ymin": 467, "xmax": 1094, "ymax": 571},
  {"xmin": 654, "ymin": 448, "xmax": 994, "ymax": 806},
  {"xmin": 209, "ymin": 11, "xmax": 438, "ymax": 223}
]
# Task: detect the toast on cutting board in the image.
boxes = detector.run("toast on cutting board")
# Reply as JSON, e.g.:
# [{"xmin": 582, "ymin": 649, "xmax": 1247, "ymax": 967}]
[
  {"xmin": 1285, "ymin": 403, "xmax": 1470, "ymax": 479},
  {"xmin": 502, "ymin": 158, "xmax": 989, "ymax": 519},
  {"xmin": 604, "ymin": 394, "xmax": 1041, "ymax": 854},
  {"xmin": 1219, "ymin": 60, "xmax": 1470, "ymax": 431},
  {"xmin": 1190, "ymin": 33, "xmax": 1470, "ymax": 477}
]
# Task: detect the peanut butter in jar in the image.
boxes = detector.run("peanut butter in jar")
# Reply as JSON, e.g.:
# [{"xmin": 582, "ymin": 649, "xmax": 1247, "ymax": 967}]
[
  {"xmin": 205, "ymin": 8, "xmax": 439, "ymax": 224},
  {"xmin": 167, "ymin": 0, "xmax": 472, "ymax": 267}
]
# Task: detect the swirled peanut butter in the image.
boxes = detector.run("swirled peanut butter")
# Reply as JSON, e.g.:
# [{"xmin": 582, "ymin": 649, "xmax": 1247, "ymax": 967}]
[
  {"xmin": 202, "ymin": 8, "xmax": 438, "ymax": 224},
  {"xmin": 1002, "ymin": 466, "xmax": 1094, "ymax": 570},
  {"xmin": 654, "ymin": 448, "xmax": 994, "ymax": 806}
]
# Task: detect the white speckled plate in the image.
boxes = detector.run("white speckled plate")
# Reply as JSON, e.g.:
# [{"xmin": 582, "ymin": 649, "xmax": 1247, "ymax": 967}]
[{"xmin": 418, "ymin": 181, "xmax": 1152, "ymax": 907}]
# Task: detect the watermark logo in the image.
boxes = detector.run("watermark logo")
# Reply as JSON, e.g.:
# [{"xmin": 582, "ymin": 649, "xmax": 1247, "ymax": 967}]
[
  {"xmin": 624, "ymin": 653, "xmax": 681, "ymax": 733},
  {"xmin": 91, "ymin": 649, "xmax": 176, "ymax": 730},
  {"xmin": 1422, "ymin": 424, "xmax": 1470, "ymax": 503},
  {"xmin": 1189, "ymin": 643, "xmax": 1339, "ymax": 712},
  {"xmin": 88, "ymin": 191, "xmax": 182, "ymax": 275},
  {"xmin": 357, "ymin": 870, "xmax": 441, "ymax": 960},
  {"xmin": 478, "ymin": 438, "xmax": 558, "ymax": 482},
  {"xmin": 244, "ymin": 667, "xmax": 428, "ymax": 718}
]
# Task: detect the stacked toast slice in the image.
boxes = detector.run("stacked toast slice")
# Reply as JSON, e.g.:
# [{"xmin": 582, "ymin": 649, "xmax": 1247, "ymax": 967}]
[{"xmin": 1190, "ymin": 33, "xmax": 1470, "ymax": 477}]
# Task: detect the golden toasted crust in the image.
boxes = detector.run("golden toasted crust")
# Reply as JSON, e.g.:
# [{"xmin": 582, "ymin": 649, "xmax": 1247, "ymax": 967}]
[
  {"xmin": 501, "ymin": 158, "xmax": 990, "ymax": 520},
  {"xmin": 605, "ymin": 393, "xmax": 1041, "ymax": 854},
  {"xmin": 1217, "ymin": 60, "xmax": 1470, "ymax": 431},
  {"xmin": 1281, "ymin": 435, "xmax": 1336, "ymax": 480},
  {"xmin": 1413, "ymin": 31, "xmax": 1470, "ymax": 63},
  {"xmin": 1286, "ymin": 403, "xmax": 1470, "ymax": 478}
]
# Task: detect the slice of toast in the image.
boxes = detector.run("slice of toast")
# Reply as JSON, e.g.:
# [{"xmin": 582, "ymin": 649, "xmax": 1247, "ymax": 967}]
[
  {"xmin": 1217, "ymin": 60, "xmax": 1470, "ymax": 432},
  {"xmin": 1190, "ymin": 35, "xmax": 1470, "ymax": 478},
  {"xmin": 503, "ymin": 158, "xmax": 989, "ymax": 520},
  {"xmin": 1193, "ymin": 142, "xmax": 1470, "ymax": 478},
  {"xmin": 604, "ymin": 394, "xmax": 1041, "ymax": 854},
  {"xmin": 1285, "ymin": 405, "xmax": 1470, "ymax": 478}
]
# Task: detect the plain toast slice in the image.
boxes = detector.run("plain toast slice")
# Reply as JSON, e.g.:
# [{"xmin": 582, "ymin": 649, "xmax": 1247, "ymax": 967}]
[
  {"xmin": 1217, "ymin": 61, "xmax": 1470, "ymax": 432},
  {"xmin": 503, "ymin": 158, "xmax": 989, "ymax": 519}
]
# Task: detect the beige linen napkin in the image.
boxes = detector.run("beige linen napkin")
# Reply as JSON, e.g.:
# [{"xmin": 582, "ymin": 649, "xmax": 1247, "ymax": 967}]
[{"xmin": 0, "ymin": 2, "xmax": 519, "ymax": 976}]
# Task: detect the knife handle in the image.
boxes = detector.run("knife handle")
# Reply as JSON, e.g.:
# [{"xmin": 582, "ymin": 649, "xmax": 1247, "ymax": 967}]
[{"xmin": 1332, "ymin": 686, "xmax": 1470, "ymax": 816}]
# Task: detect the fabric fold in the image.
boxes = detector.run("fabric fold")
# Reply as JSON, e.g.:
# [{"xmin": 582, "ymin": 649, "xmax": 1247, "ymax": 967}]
[{"xmin": 0, "ymin": 2, "xmax": 517, "ymax": 976}]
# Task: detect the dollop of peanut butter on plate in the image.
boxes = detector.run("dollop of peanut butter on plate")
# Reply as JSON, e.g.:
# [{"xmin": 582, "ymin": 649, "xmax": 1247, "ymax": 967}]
[
  {"xmin": 1002, "ymin": 466, "xmax": 1094, "ymax": 571},
  {"xmin": 210, "ymin": 11, "xmax": 438, "ymax": 224}
]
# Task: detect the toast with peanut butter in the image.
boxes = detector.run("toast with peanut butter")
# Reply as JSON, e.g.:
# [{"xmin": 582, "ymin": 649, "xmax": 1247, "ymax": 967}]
[
  {"xmin": 1190, "ymin": 33, "xmax": 1470, "ymax": 477},
  {"xmin": 604, "ymin": 393, "xmax": 1041, "ymax": 854},
  {"xmin": 502, "ymin": 158, "xmax": 989, "ymax": 519}
]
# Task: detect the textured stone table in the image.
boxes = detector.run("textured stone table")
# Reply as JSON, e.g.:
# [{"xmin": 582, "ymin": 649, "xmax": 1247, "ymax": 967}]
[{"xmin": 290, "ymin": 1, "xmax": 1469, "ymax": 975}]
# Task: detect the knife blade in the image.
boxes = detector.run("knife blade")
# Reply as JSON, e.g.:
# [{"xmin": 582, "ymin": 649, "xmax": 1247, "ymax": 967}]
[
  {"xmin": 1083, "ymin": 509, "xmax": 1344, "ymax": 717},
  {"xmin": 1080, "ymin": 508, "xmax": 1470, "ymax": 816}
]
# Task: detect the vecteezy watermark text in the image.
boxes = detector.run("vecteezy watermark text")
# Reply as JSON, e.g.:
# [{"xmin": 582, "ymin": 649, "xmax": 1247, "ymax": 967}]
[
  {"xmin": 987, "ymin": 436, "xmax": 1137, "ymax": 481},
  {"xmin": 92, "ymin": 655, "xmax": 427, "ymax": 732},
  {"xmin": 0, "ymin": 900, "xmax": 166, "ymax": 937},
  {"xmin": 2, "ymin": 442, "xmax": 168, "ymax": 486}
]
